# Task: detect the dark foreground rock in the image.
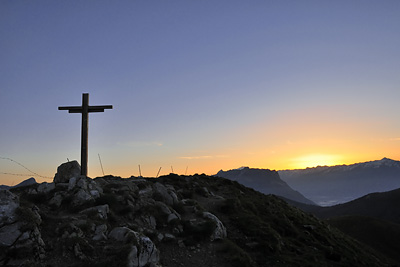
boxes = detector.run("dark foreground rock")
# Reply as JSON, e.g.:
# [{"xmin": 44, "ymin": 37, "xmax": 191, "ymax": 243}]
[{"xmin": 0, "ymin": 163, "xmax": 392, "ymax": 266}]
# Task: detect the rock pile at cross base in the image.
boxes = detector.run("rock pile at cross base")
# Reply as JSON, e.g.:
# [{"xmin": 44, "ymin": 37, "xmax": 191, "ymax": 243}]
[{"xmin": 0, "ymin": 161, "xmax": 391, "ymax": 266}]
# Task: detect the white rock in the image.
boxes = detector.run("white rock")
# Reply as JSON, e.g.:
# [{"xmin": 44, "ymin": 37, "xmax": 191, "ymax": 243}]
[
  {"xmin": 0, "ymin": 190, "xmax": 19, "ymax": 225},
  {"xmin": 203, "ymin": 212, "xmax": 227, "ymax": 241},
  {"xmin": 68, "ymin": 177, "xmax": 77, "ymax": 191},
  {"xmin": 109, "ymin": 227, "xmax": 160, "ymax": 267},
  {"xmin": 37, "ymin": 182, "xmax": 56, "ymax": 194},
  {"xmin": 77, "ymin": 177, "xmax": 88, "ymax": 190},
  {"xmin": 72, "ymin": 189, "xmax": 92, "ymax": 206},
  {"xmin": 127, "ymin": 245, "xmax": 139, "ymax": 267},
  {"xmin": 137, "ymin": 236, "xmax": 159, "ymax": 267}
]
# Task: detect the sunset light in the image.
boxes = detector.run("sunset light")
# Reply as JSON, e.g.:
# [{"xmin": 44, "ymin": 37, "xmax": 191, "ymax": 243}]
[
  {"xmin": 1, "ymin": 1, "xmax": 400, "ymax": 185},
  {"xmin": 290, "ymin": 154, "xmax": 343, "ymax": 169},
  {"xmin": 3, "ymin": 2, "xmax": 400, "ymax": 266}
]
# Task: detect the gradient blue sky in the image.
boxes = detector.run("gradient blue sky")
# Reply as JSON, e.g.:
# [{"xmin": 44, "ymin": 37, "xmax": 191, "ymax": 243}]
[{"xmin": 1, "ymin": 1, "xmax": 400, "ymax": 184}]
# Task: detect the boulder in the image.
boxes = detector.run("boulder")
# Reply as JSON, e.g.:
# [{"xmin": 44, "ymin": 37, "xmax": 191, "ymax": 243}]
[
  {"xmin": 155, "ymin": 201, "xmax": 171, "ymax": 215},
  {"xmin": 167, "ymin": 213, "xmax": 180, "ymax": 223},
  {"xmin": 155, "ymin": 201, "xmax": 181, "ymax": 222},
  {"xmin": 109, "ymin": 227, "xmax": 160, "ymax": 267},
  {"xmin": 0, "ymin": 190, "xmax": 19, "ymax": 225},
  {"xmin": 109, "ymin": 227, "xmax": 135, "ymax": 243},
  {"xmin": 67, "ymin": 177, "xmax": 103, "ymax": 206},
  {"xmin": 49, "ymin": 192, "xmax": 64, "ymax": 207},
  {"xmin": 93, "ymin": 224, "xmax": 108, "ymax": 241},
  {"xmin": 138, "ymin": 187, "xmax": 153, "ymax": 198},
  {"xmin": 37, "ymin": 182, "xmax": 56, "ymax": 194},
  {"xmin": 0, "ymin": 192, "xmax": 45, "ymax": 264},
  {"xmin": 54, "ymin": 161, "xmax": 81, "ymax": 184},
  {"xmin": 80, "ymin": 204, "xmax": 109, "ymax": 220},
  {"xmin": 0, "ymin": 223, "xmax": 22, "ymax": 246},
  {"xmin": 72, "ymin": 189, "xmax": 92, "ymax": 206},
  {"xmin": 128, "ymin": 235, "xmax": 159, "ymax": 267},
  {"xmin": 203, "ymin": 212, "xmax": 227, "ymax": 241},
  {"xmin": 152, "ymin": 183, "xmax": 178, "ymax": 206},
  {"xmin": 68, "ymin": 177, "xmax": 77, "ymax": 190}
]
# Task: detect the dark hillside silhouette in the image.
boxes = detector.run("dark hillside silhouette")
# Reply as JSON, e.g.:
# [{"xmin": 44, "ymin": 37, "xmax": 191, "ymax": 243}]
[
  {"xmin": 328, "ymin": 216, "xmax": 400, "ymax": 265},
  {"xmin": 286, "ymin": 188, "xmax": 400, "ymax": 265},
  {"xmin": 310, "ymin": 188, "xmax": 400, "ymax": 223}
]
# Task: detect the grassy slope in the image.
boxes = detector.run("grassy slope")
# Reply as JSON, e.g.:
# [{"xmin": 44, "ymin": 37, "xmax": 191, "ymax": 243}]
[
  {"xmin": 327, "ymin": 215, "xmax": 400, "ymax": 265},
  {"xmin": 159, "ymin": 175, "xmax": 390, "ymax": 266},
  {"xmin": 287, "ymin": 188, "xmax": 400, "ymax": 266}
]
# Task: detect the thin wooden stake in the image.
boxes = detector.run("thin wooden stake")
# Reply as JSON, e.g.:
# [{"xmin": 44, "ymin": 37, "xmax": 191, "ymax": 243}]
[
  {"xmin": 156, "ymin": 167, "xmax": 162, "ymax": 178},
  {"xmin": 98, "ymin": 154, "xmax": 105, "ymax": 176}
]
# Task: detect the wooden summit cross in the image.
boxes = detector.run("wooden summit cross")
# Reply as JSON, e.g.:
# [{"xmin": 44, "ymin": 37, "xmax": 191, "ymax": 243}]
[{"xmin": 58, "ymin": 93, "xmax": 112, "ymax": 176}]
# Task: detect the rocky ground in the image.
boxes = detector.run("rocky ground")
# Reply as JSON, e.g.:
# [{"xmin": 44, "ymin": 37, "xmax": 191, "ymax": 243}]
[{"xmin": 0, "ymin": 161, "xmax": 393, "ymax": 266}]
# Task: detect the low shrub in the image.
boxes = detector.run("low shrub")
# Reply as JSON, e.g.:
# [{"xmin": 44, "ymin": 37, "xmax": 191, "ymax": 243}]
[
  {"xmin": 219, "ymin": 198, "xmax": 240, "ymax": 214},
  {"xmin": 182, "ymin": 219, "xmax": 216, "ymax": 241},
  {"xmin": 217, "ymin": 239, "xmax": 255, "ymax": 267}
]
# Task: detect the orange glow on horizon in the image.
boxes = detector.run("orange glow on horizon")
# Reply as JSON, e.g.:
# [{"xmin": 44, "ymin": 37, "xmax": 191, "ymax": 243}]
[{"xmin": 287, "ymin": 154, "xmax": 343, "ymax": 169}]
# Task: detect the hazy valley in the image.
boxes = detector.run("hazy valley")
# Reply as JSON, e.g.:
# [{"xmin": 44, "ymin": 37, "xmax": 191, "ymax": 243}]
[{"xmin": 279, "ymin": 158, "xmax": 400, "ymax": 206}]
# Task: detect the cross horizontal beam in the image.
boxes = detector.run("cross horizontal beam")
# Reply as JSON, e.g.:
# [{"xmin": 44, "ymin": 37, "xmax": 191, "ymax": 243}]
[{"xmin": 58, "ymin": 105, "xmax": 113, "ymax": 113}]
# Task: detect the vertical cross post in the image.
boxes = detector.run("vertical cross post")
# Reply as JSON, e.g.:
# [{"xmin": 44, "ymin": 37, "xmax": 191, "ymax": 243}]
[
  {"xmin": 81, "ymin": 93, "xmax": 89, "ymax": 176},
  {"xmin": 59, "ymin": 93, "xmax": 112, "ymax": 176}
]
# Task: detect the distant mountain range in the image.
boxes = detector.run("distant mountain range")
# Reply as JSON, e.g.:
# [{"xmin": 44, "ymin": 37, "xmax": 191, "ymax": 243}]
[
  {"xmin": 0, "ymin": 177, "xmax": 37, "ymax": 190},
  {"xmin": 279, "ymin": 158, "xmax": 400, "ymax": 206},
  {"xmin": 216, "ymin": 167, "xmax": 315, "ymax": 205}
]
